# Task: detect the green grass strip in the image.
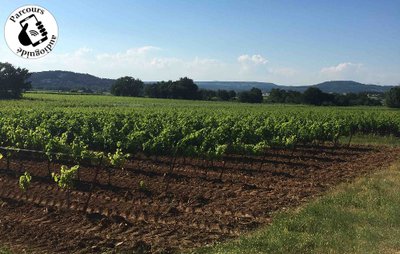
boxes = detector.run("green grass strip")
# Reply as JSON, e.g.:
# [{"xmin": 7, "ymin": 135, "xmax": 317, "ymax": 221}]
[
  {"xmin": 340, "ymin": 134, "xmax": 400, "ymax": 147},
  {"xmin": 192, "ymin": 161, "xmax": 400, "ymax": 254}
]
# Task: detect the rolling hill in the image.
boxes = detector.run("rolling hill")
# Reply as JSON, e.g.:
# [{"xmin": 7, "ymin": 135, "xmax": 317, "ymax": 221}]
[
  {"xmin": 282, "ymin": 81, "xmax": 393, "ymax": 94},
  {"xmin": 29, "ymin": 71, "xmax": 114, "ymax": 91},
  {"xmin": 29, "ymin": 71, "xmax": 394, "ymax": 94}
]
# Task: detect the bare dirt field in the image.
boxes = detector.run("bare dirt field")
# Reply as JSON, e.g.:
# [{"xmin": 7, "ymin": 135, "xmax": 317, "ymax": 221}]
[{"xmin": 0, "ymin": 145, "xmax": 399, "ymax": 253}]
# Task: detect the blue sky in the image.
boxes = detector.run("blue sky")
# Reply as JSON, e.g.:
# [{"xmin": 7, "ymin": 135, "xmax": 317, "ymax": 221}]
[{"xmin": 1, "ymin": 0, "xmax": 399, "ymax": 85}]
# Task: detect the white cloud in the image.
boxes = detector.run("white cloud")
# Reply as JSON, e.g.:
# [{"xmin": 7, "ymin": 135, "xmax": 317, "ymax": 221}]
[
  {"xmin": 1, "ymin": 45, "xmax": 398, "ymax": 85},
  {"xmin": 135, "ymin": 46, "xmax": 161, "ymax": 54},
  {"xmin": 238, "ymin": 54, "xmax": 268, "ymax": 65},
  {"xmin": 96, "ymin": 46, "xmax": 160, "ymax": 61},
  {"xmin": 73, "ymin": 47, "xmax": 93, "ymax": 57},
  {"xmin": 237, "ymin": 54, "xmax": 269, "ymax": 77},
  {"xmin": 18, "ymin": 46, "xmax": 226, "ymax": 80},
  {"xmin": 319, "ymin": 62, "xmax": 367, "ymax": 82},
  {"xmin": 149, "ymin": 57, "xmax": 182, "ymax": 69},
  {"xmin": 13, "ymin": 48, "xmax": 299, "ymax": 83},
  {"xmin": 320, "ymin": 62, "xmax": 362, "ymax": 75}
]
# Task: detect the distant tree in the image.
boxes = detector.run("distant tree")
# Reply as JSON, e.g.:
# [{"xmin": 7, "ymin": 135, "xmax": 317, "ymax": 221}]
[
  {"xmin": 217, "ymin": 90, "xmax": 230, "ymax": 101},
  {"xmin": 266, "ymin": 89, "xmax": 303, "ymax": 104},
  {"xmin": 285, "ymin": 90, "xmax": 303, "ymax": 104},
  {"xmin": 111, "ymin": 76, "xmax": 144, "ymax": 97},
  {"xmin": 238, "ymin": 87, "xmax": 263, "ymax": 103},
  {"xmin": 145, "ymin": 77, "xmax": 198, "ymax": 100},
  {"xmin": 228, "ymin": 90, "xmax": 236, "ymax": 99},
  {"xmin": 157, "ymin": 80, "xmax": 174, "ymax": 98},
  {"xmin": 267, "ymin": 89, "xmax": 287, "ymax": 103},
  {"xmin": 250, "ymin": 87, "xmax": 263, "ymax": 103},
  {"xmin": 171, "ymin": 77, "xmax": 199, "ymax": 99},
  {"xmin": 197, "ymin": 89, "xmax": 236, "ymax": 101},
  {"xmin": 333, "ymin": 93, "xmax": 350, "ymax": 106},
  {"xmin": 303, "ymin": 87, "xmax": 325, "ymax": 105},
  {"xmin": 80, "ymin": 87, "xmax": 94, "ymax": 93},
  {"xmin": 0, "ymin": 62, "xmax": 31, "ymax": 99},
  {"xmin": 266, "ymin": 87, "xmax": 381, "ymax": 106},
  {"xmin": 198, "ymin": 89, "xmax": 217, "ymax": 100},
  {"xmin": 386, "ymin": 86, "xmax": 400, "ymax": 108},
  {"xmin": 144, "ymin": 83, "xmax": 160, "ymax": 98},
  {"xmin": 353, "ymin": 92, "xmax": 382, "ymax": 106}
]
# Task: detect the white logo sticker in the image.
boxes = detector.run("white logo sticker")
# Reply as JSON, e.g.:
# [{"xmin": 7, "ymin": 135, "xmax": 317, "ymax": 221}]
[{"xmin": 4, "ymin": 5, "xmax": 58, "ymax": 59}]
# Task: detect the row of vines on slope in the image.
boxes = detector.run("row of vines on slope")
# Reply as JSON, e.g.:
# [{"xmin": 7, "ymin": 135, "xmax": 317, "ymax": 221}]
[
  {"xmin": 0, "ymin": 108, "xmax": 398, "ymax": 204},
  {"xmin": 0, "ymin": 110, "xmax": 399, "ymax": 161}
]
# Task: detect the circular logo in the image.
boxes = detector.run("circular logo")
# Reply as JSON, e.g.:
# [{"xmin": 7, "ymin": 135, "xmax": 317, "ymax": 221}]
[{"xmin": 4, "ymin": 5, "xmax": 58, "ymax": 59}]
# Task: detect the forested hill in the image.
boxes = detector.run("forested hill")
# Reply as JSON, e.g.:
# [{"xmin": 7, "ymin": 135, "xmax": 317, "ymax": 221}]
[
  {"xmin": 29, "ymin": 71, "xmax": 115, "ymax": 91},
  {"xmin": 29, "ymin": 71, "xmax": 393, "ymax": 93},
  {"xmin": 284, "ymin": 81, "xmax": 393, "ymax": 94}
]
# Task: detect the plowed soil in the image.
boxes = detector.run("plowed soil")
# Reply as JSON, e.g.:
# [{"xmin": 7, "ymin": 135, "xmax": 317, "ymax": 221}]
[{"xmin": 0, "ymin": 145, "xmax": 399, "ymax": 253}]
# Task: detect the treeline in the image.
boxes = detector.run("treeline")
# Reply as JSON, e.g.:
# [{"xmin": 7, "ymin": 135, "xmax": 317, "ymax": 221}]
[
  {"xmin": 267, "ymin": 87, "xmax": 383, "ymax": 106},
  {"xmin": 109, "ymin": 75, "xmax": 400, "ymax": 107},
  {"xmin": 1, "ymin": 62, "xmax": 399, "ymax": 107},
  {"xmin": 111, "ymin": 76, "xmax": 263, "ymax": 103}
]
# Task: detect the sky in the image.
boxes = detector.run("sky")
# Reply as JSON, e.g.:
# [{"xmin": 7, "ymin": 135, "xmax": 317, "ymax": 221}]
[{"xmin": 1, "ymin": 0, "xmax": 399, "ymax": 85}]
